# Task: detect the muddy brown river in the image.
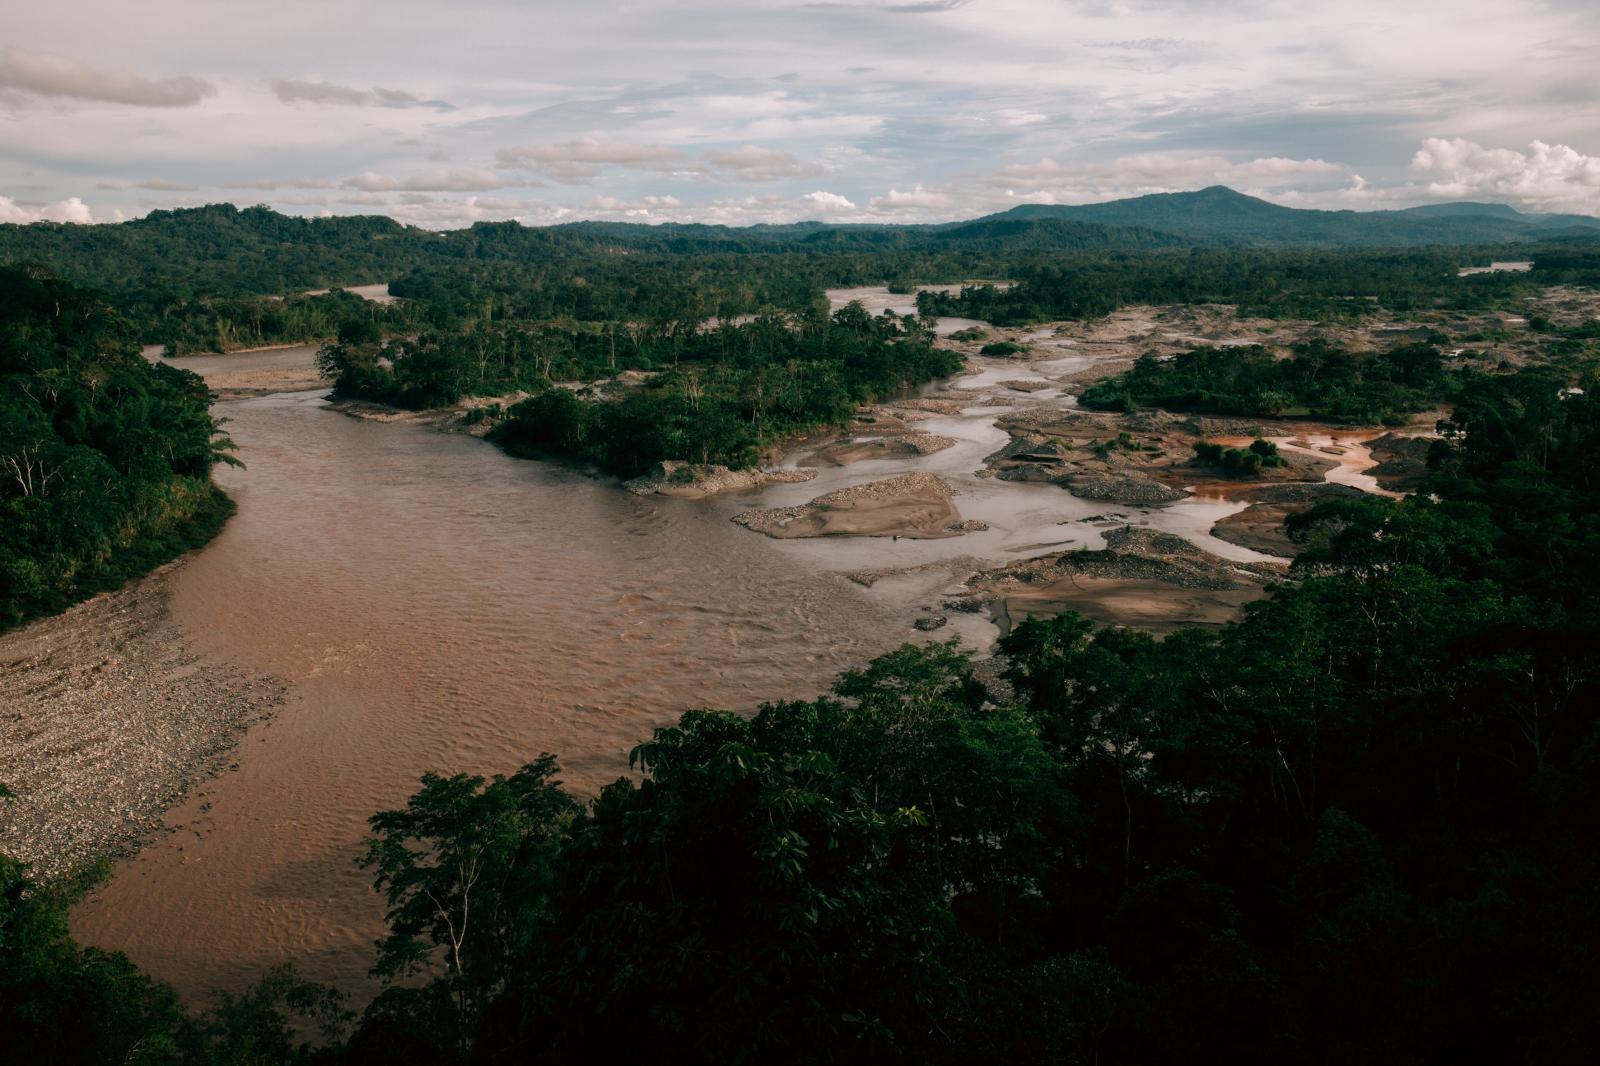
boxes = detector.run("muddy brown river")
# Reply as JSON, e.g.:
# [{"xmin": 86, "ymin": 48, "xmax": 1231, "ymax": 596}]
[
  {"xmin": 66, "ymin": 292, "xmax": 1393, "ymax": 1005},
  {"xmin": 71, "ymin": 388, "xmax": 911, "ymax": 1003}
]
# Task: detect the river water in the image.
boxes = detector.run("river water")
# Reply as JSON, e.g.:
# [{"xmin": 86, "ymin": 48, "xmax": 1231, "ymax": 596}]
[
  {"xmin": 71, "ymin": 385, "xmax": 923, "ymax": 1000},
  {"xmin": 73, "ymin": 289, "xmax": 1376, "ymax": 1004}
]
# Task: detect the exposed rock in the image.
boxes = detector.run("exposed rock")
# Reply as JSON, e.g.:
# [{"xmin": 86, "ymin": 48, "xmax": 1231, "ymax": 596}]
[
  {"xmin": 1208, "ymin": 483, "xmax": 1366, "ymax": 556},
  {"xmin": 732, "ymin": 472, "xmax": 970, "ymax": 539},
  {"xmin": 888, "ymin": 397, "xmax": 970, "ymax": 415},
  {"xmin": 625, "ymin": 460, "xmax": 817, "ymax": 498},
  {"xmin": 961, "ymin": 526, "xmax": 1287, "ymax": 635},
  {"xmin": 811, "ymin": 434, "xmax": 957, "ymax": 466},
  {"xmin": 1366, "ymin": 432, "xmax": 1435, "ymax": 490},
  {"xmin": 0, "ymin": 564, "xmax": 285, "ymax": 882},
  {"xmin": 1059, "ymin": 473, "xmax": 1187, "ymax": 505}
]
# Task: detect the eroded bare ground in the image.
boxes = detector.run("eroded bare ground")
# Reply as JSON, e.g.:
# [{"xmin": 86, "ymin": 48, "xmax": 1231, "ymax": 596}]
[
  {"xmin": 933, "ymin": 294, "xmax": 1600, "ymax": 381},
  {"xmin": 0, "ymin": 564, "xmax": 286, "ymax": 881},
  {"xmin": 732, "ymin": 472, "xmax": 987, "ymax": 539},
  {"xmin": 957, "ymin": 527, "xmax": 1287, "ymax": 636},
  {"xmin": 786, "ymin": 301, "xmax": 1464, "ymax": 634}
]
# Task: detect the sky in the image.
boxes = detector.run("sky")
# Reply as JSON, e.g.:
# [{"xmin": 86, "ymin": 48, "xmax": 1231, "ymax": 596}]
[{"xmin": 2, "ymin": 0, "xmax": 1598, "ymax": 229}]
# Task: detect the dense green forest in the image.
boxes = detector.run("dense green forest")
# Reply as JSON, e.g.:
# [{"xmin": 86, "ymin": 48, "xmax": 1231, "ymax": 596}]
[
  {"xmin": 914, "ymin": 245, "xmax": 1568, "ymax": 325},
  {"xmin": 0, "ymin": 266, "xmax": 237, "ymax": 631},
  {"xmin": 0, "ymin": 203, "xmax": 1171, "ymax": 354},
  {"xmin": 6, "ymin": 361, "xmax": 1597, "ymax": 1063},
  {"xmin": 6, "ymin": 198, "xmax": 1600, "ymax": 356},
  {"xmin": 320, "ymin": 303, "xmax": 961, "ymax": 477},
  {"xmin": 1078, "ymin": 339, "xmax": 1457, "ymax": 423},
  {"xmin": 5, "ymin": 197, "xmax": 1600, "ymax": 1062}
]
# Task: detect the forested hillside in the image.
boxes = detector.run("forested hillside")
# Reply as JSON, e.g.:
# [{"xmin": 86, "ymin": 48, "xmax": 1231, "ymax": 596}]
[
  {"xmin": 983, "ymin": 185, "xmax": 1600, "ymax": 246},
  {"xmin": 5, "ymin": 197, "xmax": 1598, "ymax": 355},
  {"xmin": 0, "ymin": 266, "xmax": 236, "ymax": 630},
  {"xmin": 916, "ymin": 245, "xmax": 1565, "ymax": 324}
]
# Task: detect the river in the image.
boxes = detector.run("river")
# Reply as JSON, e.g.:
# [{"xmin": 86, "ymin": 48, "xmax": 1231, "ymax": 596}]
[{"xmin": 70, "ymin": 288, "xmax": 1381, "ymax": 1004}]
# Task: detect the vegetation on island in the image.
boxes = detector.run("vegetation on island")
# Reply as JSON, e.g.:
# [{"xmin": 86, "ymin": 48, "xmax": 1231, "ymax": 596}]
[
  {"xmin": 319, "ymin": 303, "xmax": 961, "ymax": 478},
  {"xmin": 1193, "ymin": 437, "xmax": 1288, "ymax": 474},
  {"xmin": 1079, "ymin": 340, "xmax": 1456, "ymax": 424}
]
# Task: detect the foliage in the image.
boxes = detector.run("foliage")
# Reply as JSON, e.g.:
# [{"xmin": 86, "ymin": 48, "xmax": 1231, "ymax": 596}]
[
  {"xmin": 0, "ymin": 266, "xmax": 237, "ymax": 630},
  {"xmin": 9, "ymin": 202, "xmax": 1594, "ymax": 359},
  {"xmin": 328, "ymin": 366, "xmax": 1597, "ymax": 1063},
  {"xmin": 359, "ymin": 756, "xmax": 578, "ymax": 1052},
  {"xmin": 464, "ymin": 306, "xmax": 959, "ymax": 477},
  {"xmin": 1193, "ymin": 437, "xmax": 1288, "ymax": 474},
  {"xmin": 1080, "ymin": 340, "xmax": 1453, "ymax": 423},
  {"xmin": 917, "ymin": 244, "xmax": 1568, "ymax": 325},
  {"xmin": 0, "ymin": 853, "xmax": 346, "ymax": 1064}
]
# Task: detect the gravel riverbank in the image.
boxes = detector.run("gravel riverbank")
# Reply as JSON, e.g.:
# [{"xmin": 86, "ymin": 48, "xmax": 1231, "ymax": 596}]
[{"xmin": 0, "ymin": 562, "xmax": 286, "ymax": 881}]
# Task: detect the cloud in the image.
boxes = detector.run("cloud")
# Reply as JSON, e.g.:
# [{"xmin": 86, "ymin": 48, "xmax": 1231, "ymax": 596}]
[
  {"xmin": 135, "ymin": 178, "xmax": 197, "ymax": 192},
  {"xmin": 868, "ymin": 184, "xmax": 953, "ymax": 211},
  {"xmin": 381, "ymin": 196, "xmax": 570, "ymax": 229},
  {"xmin": 0, "ymin": 196, "xmax": 95, "ymax": 224},
  {"xmin": 495, "ymin": 140, "xmax": 822, "ymax": 185},
  {"xmin": 495, "ymin": 138, "xmax": 691, "ymax": 182},
  {"xmin": 269, "ymin": 78, "xmax": 455, "ymax": 111},
  {"xmin": 802, "ymin": 190, "xmax": 857, "ymax": 213},
  {"xmin": 223, "ymin": 178, "xmax": 335, "ymax": 191},
  {"xmin": 0, "ymin": 47, "xmax": 214, "ymax": 107},
  {"xmin": 1411, "ymin": 137, "xmax": 1600, "ymax": 213},
  {"xmin": 704, "ymin": 145, "xmax": 824, "ymax": 181},
  {"xmin": 344, "ymin": 168, "xmax": 506, "ymax": 192},
  {"xmin": 586, "ymin": 194, "xmax": 684, "ymax": 216},
  {"xmin": 806, "ymin": 0, "xmax": 972, "ymax": 11}
]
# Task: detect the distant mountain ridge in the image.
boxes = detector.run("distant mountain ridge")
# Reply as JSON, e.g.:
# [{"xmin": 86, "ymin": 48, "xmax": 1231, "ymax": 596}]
[
  {"xmin": 2, "ymin": 187, "xmax": 1598, "ymax": 298},
  {"xmin": 982, "ymin": 185, "xmax": 1600, "ymax": 247}
]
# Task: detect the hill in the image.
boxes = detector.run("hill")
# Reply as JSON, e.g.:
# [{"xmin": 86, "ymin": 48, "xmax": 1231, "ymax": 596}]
[{"xmin": 983, "ymin": 186, "xmax": 1600, "ymax": 246}]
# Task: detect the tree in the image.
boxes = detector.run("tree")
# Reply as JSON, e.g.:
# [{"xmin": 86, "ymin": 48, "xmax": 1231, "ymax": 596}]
[{"xmin": 360, "ymin": 756, "xmax": 577, "ymax": 1049}]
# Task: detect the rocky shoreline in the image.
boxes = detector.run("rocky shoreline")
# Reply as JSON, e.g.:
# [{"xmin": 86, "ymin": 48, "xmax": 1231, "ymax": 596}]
[
  {"xmin": 732, "ymin": 472, "xmax": 985, "ymax": 539},
  {"xmin": 624, "ymin": 460, "xmax": 818, "ymax": 498},
  {"xmin": 958, "ymin": 527, "xmax": 1287, "ymax": 635},
  {"xmin": 0, "ymin": 562, "xmax": 285, "ymax": 881}
]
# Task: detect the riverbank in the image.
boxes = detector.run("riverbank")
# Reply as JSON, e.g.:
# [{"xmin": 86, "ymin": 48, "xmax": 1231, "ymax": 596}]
[
  {"xmin": 960, "ymin": 526, "xmax": 1287, "ymax": 635},
  {"xmin": 0, "ymin": 560, "xmax": 286, "ymax": 882},
  {"xmin": 32, "ymin": 290, "xmax": 1440, "ymax": 1005},
  {"xmin": 732, "ymin": 472, "xmax": 984, "ymax": 539},
  {"xmin": 148, "ymin": 343, "xmax": 328, "ymax": 400}
]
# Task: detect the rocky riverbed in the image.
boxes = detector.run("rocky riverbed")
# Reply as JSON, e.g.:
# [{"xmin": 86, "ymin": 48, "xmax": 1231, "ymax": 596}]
[
  {"xmin": 732, "ymin": 472, "xmax": 984, "ymax": 539},
  {"xmin": 0, "ymin": 562, "xmax": 285, "ymax": 881},
  {"xmin": 958, "ymin": 526, "xmax": 1288, "ymax": 635}
]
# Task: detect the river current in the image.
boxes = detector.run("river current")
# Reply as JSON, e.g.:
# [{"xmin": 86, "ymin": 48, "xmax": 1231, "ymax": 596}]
[{"xmin": 72, "ymin": 290, "xmax": 1382, "ymax": 1002}]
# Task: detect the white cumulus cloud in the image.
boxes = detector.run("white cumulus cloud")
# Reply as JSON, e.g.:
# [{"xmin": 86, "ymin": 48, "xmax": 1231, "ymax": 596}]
[
  {"xmin": 1411, "ymin": 138, "xmax": 1600, "ymax": 213},
  {"xmin": 802, "ymin": 190, "xmax": 857, "ymax": 214},
  {"xmin": 586, "ymin": 194, "xmax": 684, "ymax": 213},
  {"xmin": 869, "ymin": 184, "xmax": 953, "ymax": 212},
  {"xmin": 0, "ymin": 196, "xmax": 96, "ymax": 224}
]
